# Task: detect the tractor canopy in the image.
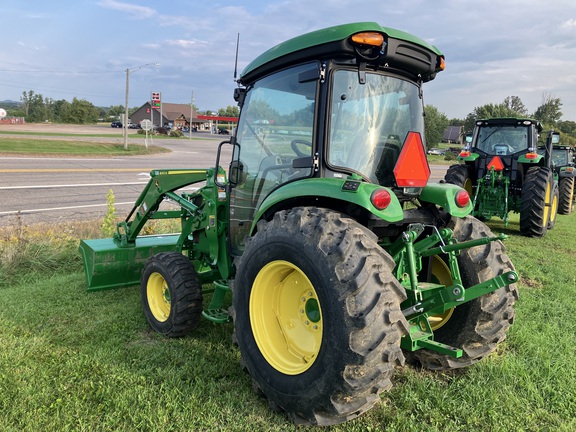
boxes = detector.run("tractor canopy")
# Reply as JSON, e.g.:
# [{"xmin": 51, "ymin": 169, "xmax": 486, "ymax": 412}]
[
  {"xmin": 229, "ymin": 23, "xmax": 449, "ymax": 253},
  {"xmin": 238, "ymin": 22, "xmax": 444, "ymax": 86},
  {"xmin": 468, "ymin": 118, "xmax": 542, "ymax": 156}
]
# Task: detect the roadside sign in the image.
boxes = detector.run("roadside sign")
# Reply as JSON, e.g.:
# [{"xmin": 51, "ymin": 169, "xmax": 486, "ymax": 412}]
[
  {"xmin": 151, "ymin": 92, "xmax": 161, "ymax": 110},
  {"xmin": 141, "ymin": 119, "xmax": 153, "ymax": 131}
]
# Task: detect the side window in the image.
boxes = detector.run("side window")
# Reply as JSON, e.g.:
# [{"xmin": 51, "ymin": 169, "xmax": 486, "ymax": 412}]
[{"xmin": 229, "ymin": 63, "xmax": 318, "ymax": 254}]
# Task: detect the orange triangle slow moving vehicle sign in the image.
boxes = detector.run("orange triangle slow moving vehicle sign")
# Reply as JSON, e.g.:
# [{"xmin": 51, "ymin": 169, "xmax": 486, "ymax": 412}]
[
  {"xmin": 393, "ymin": 132, "xmax": 430, "ymax": 187},
  {"xmin": 487, "ymin": 156, "xmax": 505, "ymax": 171}
]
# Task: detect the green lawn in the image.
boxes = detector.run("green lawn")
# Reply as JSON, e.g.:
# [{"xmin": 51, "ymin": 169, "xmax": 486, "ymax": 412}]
[
  {"xmin": 1, "ymin": 208, "xmax": 575, "ymax": 431},
  {"xmin": 0, "ymin": 138, "xmax": 169, "ymax": 156}
]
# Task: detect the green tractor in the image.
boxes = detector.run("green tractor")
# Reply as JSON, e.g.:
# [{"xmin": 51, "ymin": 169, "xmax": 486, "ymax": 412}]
[
  {"xmin": 79, "ymin": 23, "xmax": 518, "ymax": 426},
  {"xmin": 539, "ymin": 133, "xmax": 575, "ymax": 214},
  {"xmin": 445, "ymin": 117, "xmax": 559, "ymax": 236}
]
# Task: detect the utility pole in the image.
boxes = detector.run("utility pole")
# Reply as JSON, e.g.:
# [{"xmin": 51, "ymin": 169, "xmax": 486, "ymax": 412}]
[
  {"xmin": 123, "ymin": 63, "xmax": 159, "ymax": 150},
  {"xmin": 190, "ymin": 90, "xmax": 195, "ymax": 140}
]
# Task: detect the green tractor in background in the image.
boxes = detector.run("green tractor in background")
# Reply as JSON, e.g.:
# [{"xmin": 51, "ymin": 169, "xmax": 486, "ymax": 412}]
[
  {"xmin": 539, "ymin": 134, "xmax": 575, "ymax": 214},
  {"xmin": 79, "ymin": 23, "xmax": 518, "ymax": 426},
  {"xmin": 445, "ymin": 118, "xmax": 559, "ymax": 236}
]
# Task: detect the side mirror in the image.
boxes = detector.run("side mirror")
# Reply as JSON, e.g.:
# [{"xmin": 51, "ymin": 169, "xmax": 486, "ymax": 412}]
[{"xmin": 233, "ymin": 88, "xmax": 246, "ymax": 107}]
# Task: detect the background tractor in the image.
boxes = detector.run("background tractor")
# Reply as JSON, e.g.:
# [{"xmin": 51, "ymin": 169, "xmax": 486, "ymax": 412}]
[
  {"xmin": 539, "ymin": 133, "xmax": 575, "ymax": 214},
  {"xmin": 445, "ymin": 118, "xmax": 559, "ymax": 236},
  {"xmin": 79, "ymin": 23, "xmax": 518, "ymax": 426}
]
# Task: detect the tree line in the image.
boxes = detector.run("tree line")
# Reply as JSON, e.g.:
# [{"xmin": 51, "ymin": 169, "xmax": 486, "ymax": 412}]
[
  {"xmin": 424, "ymin": 94, "xmax": 575, "ymax": 147},
  {"xmin": 3, "ymin": 90, "xmax": 240, "ymax": 125},
  {"xmin": 2, "ymin": 89, "xmax": 573, "ymax": 148}
]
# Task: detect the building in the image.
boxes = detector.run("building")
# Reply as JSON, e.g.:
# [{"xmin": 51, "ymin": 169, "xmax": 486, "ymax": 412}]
[
  {"xmin": 442, "ymin": 125, "xmax": 464, "ymax": 144},
  {"xmin": 129, "ymin": 102, "xmax": 205, "ymax": 130}
]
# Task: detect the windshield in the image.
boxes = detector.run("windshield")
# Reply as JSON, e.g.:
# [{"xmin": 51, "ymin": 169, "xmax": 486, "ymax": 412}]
[
  {"xmin": 327, "ymin": 70, "xmax": 424, "ymax": 186},
  {"xmin": 475, "ymin": 125, "xmax": 529, "ymax": 155}
]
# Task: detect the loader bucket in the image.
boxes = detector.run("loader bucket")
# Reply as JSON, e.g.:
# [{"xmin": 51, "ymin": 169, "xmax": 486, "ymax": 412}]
[{"xmin": 79, "ymin": 234, "xmax": 180, "ymax": 291}]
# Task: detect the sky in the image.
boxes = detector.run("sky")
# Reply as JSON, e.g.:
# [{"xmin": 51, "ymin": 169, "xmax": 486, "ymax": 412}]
[{"xmin": 1, "ymin": 0, "xmax": 575, "ymax": 121}]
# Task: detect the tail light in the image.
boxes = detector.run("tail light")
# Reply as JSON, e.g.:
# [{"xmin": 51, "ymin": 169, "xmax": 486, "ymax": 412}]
[
  {"xmin": 371, "ymin": 189, "xmax": 392, "ymax": 210},
  {"xmin": 455, "ymin": 190, "xmax": 470, "ymax": 208}
]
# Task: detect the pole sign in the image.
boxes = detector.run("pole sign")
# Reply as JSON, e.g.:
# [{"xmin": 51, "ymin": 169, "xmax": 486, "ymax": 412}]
[{"xmin": 151, "ymin": 92, "xmax": 161, "ymax": 110}]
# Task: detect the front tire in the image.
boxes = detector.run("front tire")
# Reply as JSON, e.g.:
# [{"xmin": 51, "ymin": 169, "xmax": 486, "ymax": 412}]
[
  {"xmin": 233, "ymin": 207, "xmax": 408, "ymax": 426},
  {"xmin": 141, "ymin": 252, "xmax": 203, "ymax": 337},
  {"xmin": 407, "ymin": 216, "xmax": 518, "ymax": 370}
]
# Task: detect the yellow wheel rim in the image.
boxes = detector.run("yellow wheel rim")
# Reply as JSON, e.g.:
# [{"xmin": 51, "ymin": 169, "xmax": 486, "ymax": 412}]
[
  {"xmin": 147, "ymin": 272, "xmax": 171, "ymax": 322},
  {"xmin": 463, "ymin": 177, "xmax": 473, "ymax": 197},
  {"xmin": 550, "ymin": 191, "xmax": 558, "ymax": 224},
  {"xmin": 428, "ymin": 256, "xmax": 454, "ymax": 331},
  {"xmin": 543, "ymin": 182, "xmax": 551, "ymax": 227},
  {"xmin": 250, "ymin": 260, "xmax": 322, "ymax": 375}
]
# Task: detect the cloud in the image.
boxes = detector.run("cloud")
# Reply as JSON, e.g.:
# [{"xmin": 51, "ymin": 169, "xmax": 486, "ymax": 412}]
[
  {"xmin": 97, "ymin": 0, "xmax": 155, "ymax": 19},
  {"xmin": 165, "ymin": 39, "xmax": 207, "ymax": 49}
]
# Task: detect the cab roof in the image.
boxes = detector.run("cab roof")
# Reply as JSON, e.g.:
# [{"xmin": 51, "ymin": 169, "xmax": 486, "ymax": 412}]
[
  {"xmin": 238, "ymin": 22, "xmax": 444, "ymax": 85},
  {"xmin": 476, "ymin": 118, "xmax": 543, "ymax": 133}
]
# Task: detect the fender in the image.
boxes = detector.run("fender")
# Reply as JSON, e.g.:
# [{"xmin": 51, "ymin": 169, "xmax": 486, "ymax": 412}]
[
  {"xmin": 518, "ymin": 153, "xmax": 544, "ymax": 164},
  {"xmin": 419, "ymin": 182, "xmax": 473, "ymax": 217},
  {"xmin": 252, "ymin": 177, "xmax": 403, "ymax": 232}
]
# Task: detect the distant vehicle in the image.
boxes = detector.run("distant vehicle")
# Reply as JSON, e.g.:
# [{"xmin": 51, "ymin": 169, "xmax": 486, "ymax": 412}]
[
  {"xmin": 111, "ymin": 121, "xmax": 122, "ymax": 128},
  {"xmin": 218, "ymin": 128, "xmax": 230, "ymax": 135},
  {"xmin": 128, "ymin": 123, "xmax": 140, "ymax": 129},
  {"xmin": 427, "ymin": 147, "xmax": 446, "ymax": 155}
]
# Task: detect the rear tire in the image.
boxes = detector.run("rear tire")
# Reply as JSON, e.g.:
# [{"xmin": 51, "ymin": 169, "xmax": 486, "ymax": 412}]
[
  {"xmin": 520, "ymin": 167, "xmax": 553, "ymax": 237},
  {"xmin": 233, "ymin": 207, "xmax": 408, "ymax": 426},
  {"xmin": 406, "ymin": 216, "xmax": 518, "ymax": 370},
  {"xmin": 558, "ymin": 177, "xmax": 575, "ymax": 215},
  {"xmin": 444, "ymin": 164, "xmax": 473, "ymax": 196},
  {"xmin": 141, "ymin": 252, "xmax": 203, "ymax": 337}
]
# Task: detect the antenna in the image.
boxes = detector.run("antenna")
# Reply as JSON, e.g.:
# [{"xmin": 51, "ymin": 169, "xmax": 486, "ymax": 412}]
[{"xmin": 233, "ymin": 33, "xmax": 240, "ymax": 82}]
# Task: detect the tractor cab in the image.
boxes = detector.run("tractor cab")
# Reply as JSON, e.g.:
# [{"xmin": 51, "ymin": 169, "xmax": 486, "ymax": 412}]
[
  {"xmin": 465, "ymin": 118, "xmax": 542, "ymax": 183},
  {"xmin": 228, "ymin": 23, "xmax": 444, "ymax": 253}
]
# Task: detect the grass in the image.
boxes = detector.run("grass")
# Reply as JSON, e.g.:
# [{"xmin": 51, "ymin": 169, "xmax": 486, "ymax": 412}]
[
  {"xmin": 1, "ymin": 210, "xmax": 575, "ymax": 431},
  {"xmin": 0, "ymin": 138, "xmax": 170, "ymax": 156}
]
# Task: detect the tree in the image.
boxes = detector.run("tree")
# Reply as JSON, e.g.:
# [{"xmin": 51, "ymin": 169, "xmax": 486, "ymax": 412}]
[
  {"xmin": 217, "ymin": 105, "xmax": 240, "ymax": 117},
  {"xmin": 20, "ymin": 90, "xmax": 46, "ymax": 122},
  {"xmin": 463, "ymin": 103, "xmax": 518, "ymax": 131},
  {"xmin": 503, "ymin": 96, "xmax": 528, "ymax": 117},
  {"xmin": 424, "ymin": 105, "xmax": 449, "ymax": 147},
  {"xmin": 57, "ymin": 98, "xmax": 99, "ymax": 124},
  {"xmin": 534, "ymin": 92, "xmax": 562, "ymax": 127}
]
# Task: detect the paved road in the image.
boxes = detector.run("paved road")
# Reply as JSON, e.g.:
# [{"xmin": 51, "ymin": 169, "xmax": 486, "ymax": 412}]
[
  {"xmin": 0, "ymin": 134, "xmax": 233, "ymax": 227},
  {"xmin": 0, "ymin": 134, "xmax": 448, "ymax": 227}
]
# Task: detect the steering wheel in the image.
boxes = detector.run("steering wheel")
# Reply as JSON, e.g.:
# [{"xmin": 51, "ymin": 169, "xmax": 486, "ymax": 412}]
[{"xmin": 290, "ymin": 139, "xmax": 312, "ymax": 158}]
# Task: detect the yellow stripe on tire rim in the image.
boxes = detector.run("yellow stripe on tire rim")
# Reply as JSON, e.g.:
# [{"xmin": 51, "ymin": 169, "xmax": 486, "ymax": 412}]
[
  {"xmin": 250, "ymin": 260, "xmax": 322, "ymax": 375},
  {"xmin": 428, "ymin": 256, "xmax": 455, "ymax": 331},
  {"xmin": 147, "ymin": 272, "xmax": 171, "ymax": 322}
]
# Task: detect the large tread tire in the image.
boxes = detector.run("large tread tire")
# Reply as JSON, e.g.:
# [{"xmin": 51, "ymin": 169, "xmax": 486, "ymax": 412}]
[
  {"xmin": 519, "ymin": 167, "xmax": 553, "ymax": 237},
  {"xmin": 558, "ymin": 177, "xmax": 575, "ymax": 215},
  {"xmin": 444, "ymin": 164, "xmax": 473, "ymax": 196},
  {"xmin": 141, "ymin": 252, "xmax": 203, "ymax": 337},
  {"xmin": 232, "ymin": 207, "xmax": 408, "ymax": 426},
  {"xmin": 406, "ymin": 216, "xmax": 518, "ymax": 371}
]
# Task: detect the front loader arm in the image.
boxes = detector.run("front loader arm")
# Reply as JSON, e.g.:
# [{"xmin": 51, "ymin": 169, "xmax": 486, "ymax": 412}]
[{"xmin": 115, "ymin": 168, "xmax": 214, "ymax": 245}]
